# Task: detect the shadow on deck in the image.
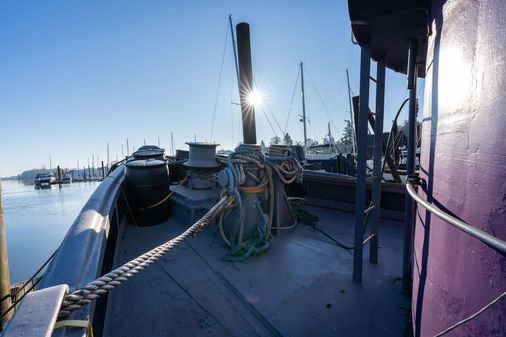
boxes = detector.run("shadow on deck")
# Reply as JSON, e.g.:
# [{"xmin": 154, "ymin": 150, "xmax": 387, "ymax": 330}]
[{"xmin": 103, "ymin": 206, "xmax": 409, "ymax": 337}]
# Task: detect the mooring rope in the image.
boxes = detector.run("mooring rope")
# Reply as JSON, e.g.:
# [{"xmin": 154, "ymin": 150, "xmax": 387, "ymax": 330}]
[
  {"xmin": 218, "ymin": 145, "xmax": 272, "ymax": 259},
  {"xmin": 217, "ymin": 144, "xmax": 303, "ymax": 260},
  {"xmin": 267, "ymin": 145, "xmax": 303, "ymax": 185},
  {"xmin": 58, "ymin": 145, "xmax": 303, "ymax": 317},
  {"xmin": 58, "ymin": 194, "xmax": 235, "ymax": 318},
  {"xmin": 133, "ymin": 177, "xmax": 188, "ymax": 211}
]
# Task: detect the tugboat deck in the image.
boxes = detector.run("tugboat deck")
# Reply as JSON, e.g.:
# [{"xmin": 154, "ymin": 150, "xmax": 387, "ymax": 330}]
[{"xmin": 103, "ymin": 206, "xmax": 409, "ymax": 337}]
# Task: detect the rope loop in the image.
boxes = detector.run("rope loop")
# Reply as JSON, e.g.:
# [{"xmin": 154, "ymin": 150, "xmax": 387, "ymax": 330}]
[{"xmin": 266, "ymin": 145, "xmax": 303, "ymax": 184}]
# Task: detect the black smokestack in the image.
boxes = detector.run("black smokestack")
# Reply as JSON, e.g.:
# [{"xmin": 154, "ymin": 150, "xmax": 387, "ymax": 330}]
[{"xmin": 236, "ymin": 22, "xmax": 257, "ymax": 145}]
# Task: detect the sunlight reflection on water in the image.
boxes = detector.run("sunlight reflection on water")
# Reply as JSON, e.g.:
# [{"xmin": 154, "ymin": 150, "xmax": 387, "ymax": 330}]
[{"xmin": 2, "ymin": 179, "xmax": 99, "ymax": 283}]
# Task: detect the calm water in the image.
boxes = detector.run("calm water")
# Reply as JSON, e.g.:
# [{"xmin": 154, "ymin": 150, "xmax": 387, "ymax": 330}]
[{"xmin": 1, "ymin": 179, "xmax": 99, "ymax": 283}]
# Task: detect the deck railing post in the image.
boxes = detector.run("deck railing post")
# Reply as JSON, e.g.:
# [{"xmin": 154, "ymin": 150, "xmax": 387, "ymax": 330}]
[
  {"xmin": 353, "ymin": 46, "xmax": 371, "ymax": 283},
  {"xmin": 0, "ymin": 180, "xmax": 12, "ymax": 329}
]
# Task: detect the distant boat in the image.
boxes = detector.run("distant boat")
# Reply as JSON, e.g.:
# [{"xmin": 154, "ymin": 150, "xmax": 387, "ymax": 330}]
[
  {"xmin": 305, "ymin": 127, "xmax": 340, "ymax": 161},
  {"xmin": 33, "ymin": 173, "xmax": 54, "ymax": 188},
  {"xmin": 62, "ymin": 173, "xmax": 72, "ymax": 184}
]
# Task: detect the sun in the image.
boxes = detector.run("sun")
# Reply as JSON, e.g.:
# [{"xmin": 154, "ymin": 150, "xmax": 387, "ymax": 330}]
[{"xmin": 246, "ymin": 89, "xmax": 264, "ymax": 108}]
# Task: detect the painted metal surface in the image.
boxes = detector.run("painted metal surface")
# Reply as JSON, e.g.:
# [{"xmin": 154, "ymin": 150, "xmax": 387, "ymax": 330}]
[
  {"xmin": 413, "ymin": 0, "xmax": 506, "ymax": 335},
  {"xmin": 236, "ymin": 22, "xmax": 257, "ymax": 145},
  {"xmin": 298, "ymin": 170, "xmax": 406, "ymax": 221},
  {"xmin": 347, "ymin": 0, "xmax": 429, "ymax": 76},
  {"xmin": 124, "ymin": 159, "xmax": 171, "ymax": 226},
  {"xmin": 103, "ymin": 206, "xmax": 409, "ymax": 337},
  {"xmin": 353, "ymin": 46, "xmax": 371, "ymax": 282},
  {"xmin": 35, "ymin": 167, "xmax": 124, "ymax": 337},
  {"xmin": 370, "ymin": 60, "xmax": 385, "ymax": 264},
  {"xmin": 39, "ymin": 167, "xmax": 123, "ymax": 290},
  {"xmin": 184, "ymin": 142, "xmax": 220, "ymax": 168},
  {"xmin": 3, "ymin": 285, "xmax": 68, "ymax": 337},
  {"xmin": 402, "ymin": 40, "xmax": 420, "ymax": 293}
]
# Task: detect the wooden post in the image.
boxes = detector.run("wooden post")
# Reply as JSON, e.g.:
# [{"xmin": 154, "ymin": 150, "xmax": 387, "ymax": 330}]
[
  {"xmin": 0, "ymin": 180, "xmax": 12, "ymax": 329},
  {"xmin": 57, "ymin": 165, "xmax": 62, "ymax": 188},
  {"xmin": 101, "ymin": 161, "xmax": 105, "ymax": 180}
]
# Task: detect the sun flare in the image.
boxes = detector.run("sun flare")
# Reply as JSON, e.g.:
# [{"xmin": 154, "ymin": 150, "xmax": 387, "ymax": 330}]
[{"xmin": 246, "ymin": 89, "xmax": 264, "ymax": 108}]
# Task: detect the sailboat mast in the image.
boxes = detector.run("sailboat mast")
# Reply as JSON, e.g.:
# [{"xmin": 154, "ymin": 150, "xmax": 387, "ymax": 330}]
[
  {"xmin": 300, "ymin": 62, "xmax": 308, "ymax": 155},
  {"xmin": 346, "ymin": 69, "xmax": 357, "ymax": 154},
  {"xmin": 170, "ymin": 132, "xmax": 174, "ymax": 156},
  {"xmin": 328, "ymin": 122, "xmax": 331, "ymax": 151},
  {"xmin": 229, "ymin": 15, "xmax": 240, "ymax": 86},
  {"xmin": 328, "ymin": 122, "xmax": 338, "ymax": 154},
  {"xmin": 106, "ymin": 142, "xmax": 110, "ymax": 167}
]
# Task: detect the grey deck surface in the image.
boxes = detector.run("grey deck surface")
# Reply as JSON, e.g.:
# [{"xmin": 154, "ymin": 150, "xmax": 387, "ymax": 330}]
[{"xmin": 103, "ymin": 207, "xmax": 409, "ymax": 337}]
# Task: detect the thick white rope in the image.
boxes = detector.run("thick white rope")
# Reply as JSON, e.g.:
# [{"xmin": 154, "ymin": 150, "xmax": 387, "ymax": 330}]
[
  {"xmin": 58, "ymin": 146, "xmax": 300, "ymax": 318},
  {"xmin": 58, "ymin": 194, "xmax": 235, "ymax": 318},
  {"xmin": 267, "ymin": 146, "xmax": 303, "ymax": 184}
]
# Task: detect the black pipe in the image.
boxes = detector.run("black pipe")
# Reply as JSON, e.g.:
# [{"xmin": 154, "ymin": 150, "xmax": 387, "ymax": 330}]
[{"xmin": 236, "ymin": 22, "xmax": 257, "ymax": 145}]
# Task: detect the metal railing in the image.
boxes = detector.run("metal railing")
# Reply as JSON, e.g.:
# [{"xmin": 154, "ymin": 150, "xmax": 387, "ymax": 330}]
[{"xmin": 406, "ymin": 178, "xmax": 506, "ymax": 254}]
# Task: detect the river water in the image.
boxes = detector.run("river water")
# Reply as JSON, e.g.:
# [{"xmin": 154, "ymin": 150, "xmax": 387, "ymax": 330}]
[{"xmin": 1, "ymin": 179, "xmax": 99, "ymax": 283}]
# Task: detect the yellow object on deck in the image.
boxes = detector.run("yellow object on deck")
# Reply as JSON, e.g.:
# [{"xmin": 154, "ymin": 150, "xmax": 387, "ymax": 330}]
[{"xmin": 54, "ymin": 320, "xmax": 94, "ymax": 337}]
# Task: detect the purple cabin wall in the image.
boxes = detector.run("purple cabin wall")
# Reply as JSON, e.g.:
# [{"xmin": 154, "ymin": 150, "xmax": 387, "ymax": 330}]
[{"xmin": 413, "ymin": 0, "xmax": 506, "ymax": 336}]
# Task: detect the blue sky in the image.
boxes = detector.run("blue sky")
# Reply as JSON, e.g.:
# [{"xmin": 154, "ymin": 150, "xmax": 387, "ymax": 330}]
[{"xmin": 0, "ymin": 0, "xmax": 421, "ymax": 176}]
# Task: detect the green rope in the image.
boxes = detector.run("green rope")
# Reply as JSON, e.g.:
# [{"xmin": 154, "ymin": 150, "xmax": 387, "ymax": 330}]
[
  {"xmin": 288, "ymin": 199, "xmax": 319, "ymax": 226},
  {"xmin": 228, "ymin": 222, "xmax": 271, "ymax": 261},
  {"xmin": 288, "ymin": 198, "xmax": 355, "ymax": 251}
]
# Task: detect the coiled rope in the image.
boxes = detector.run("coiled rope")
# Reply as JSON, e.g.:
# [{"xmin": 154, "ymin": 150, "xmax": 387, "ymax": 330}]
[
  {"xmin": 58, "ymin": 194, "xmax": 235, "ymax": 318},
  {"xmin": 59, "ymin": 145, "xmax": 303, "ymax": 317},
  {"xmin": 218, "ymin": 145, "xmax": 267, "ymax": 257},
  {"xmin": 218, "ymin": 145, "xmax": 303, "ymax": 260},
  {"xmin": 267, "ymin": 145, "xmax": 303, "ymax": 185}
]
